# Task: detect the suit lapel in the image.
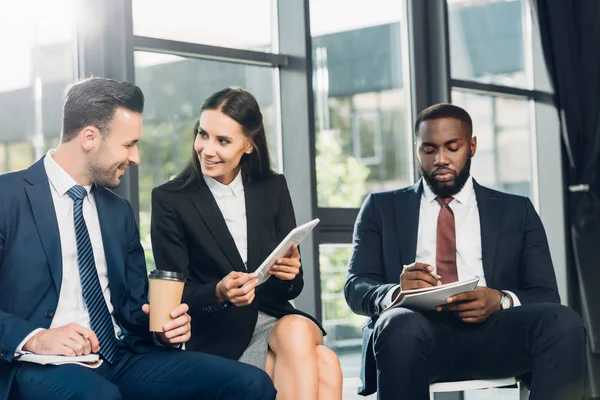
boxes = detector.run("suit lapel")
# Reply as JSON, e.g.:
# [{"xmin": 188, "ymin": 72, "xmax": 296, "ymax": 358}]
[
  {"xmin": 395, "ymin": 180, "xmax": 422, "ymax": 265},
  {"xmin": 24, "ymin": 158, "xmax": 63, "ymax": 295},
  {"xmin": 188, "ymin": 180, "xmax": 246, "ymax": 272},
  {"xmin": 244, "ymin": 180, "xmax": 262, "ymax": 273},
  {"xmin": 474, "ymin": 180, "xmax": 503, "ymax": 280},
  {"xmin": 93, "ymin": 186, "xmax": 125, "ymax": 304}
]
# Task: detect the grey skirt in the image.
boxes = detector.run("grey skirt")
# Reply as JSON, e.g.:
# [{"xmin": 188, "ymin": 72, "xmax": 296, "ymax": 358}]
[{"xmin": 238, "ymin": 312, "xmax": 278, "ymax": 370}]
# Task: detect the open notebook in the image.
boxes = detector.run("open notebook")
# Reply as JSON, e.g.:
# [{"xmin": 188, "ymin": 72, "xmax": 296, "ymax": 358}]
[
  {"xmin": 383, "ymin": 276, "xmax": 480, "ymax": 312},
  {"xmin": 17, "ymin": 354, "xmax": 103, "ymax": 369}
]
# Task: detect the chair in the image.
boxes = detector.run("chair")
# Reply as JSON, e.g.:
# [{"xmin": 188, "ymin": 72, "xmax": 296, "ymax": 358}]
[{"xmin": 429, "ymin": 377, "xmax": 529, "ymax": 400}]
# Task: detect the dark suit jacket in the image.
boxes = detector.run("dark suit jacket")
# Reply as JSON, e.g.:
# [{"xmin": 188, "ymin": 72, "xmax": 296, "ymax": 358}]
[
  {"xmin": 344, "ymin": 179, "xmax": 560, "ymax": 395},
  {"xmin": 0, "ymin": 157, "xmax": 154, "ymax": 400},
  {"xmin": 151, "ymin": 173, "xmax": 324, "ymax": 361}
]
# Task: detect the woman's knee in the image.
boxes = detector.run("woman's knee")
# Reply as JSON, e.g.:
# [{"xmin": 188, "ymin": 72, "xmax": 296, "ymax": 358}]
[{"xmin": 270, "ymin": 315, "xmax": 322, "ymax": 352}]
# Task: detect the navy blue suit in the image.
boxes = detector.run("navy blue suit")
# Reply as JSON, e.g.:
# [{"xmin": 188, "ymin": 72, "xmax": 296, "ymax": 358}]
[
  {"xmin": 345, "ymin": 180, "xmax": 586, "ymax": 399},
  {"xmin": 0, "ymin": 158, "xmax": 276, "ymax": 400}
]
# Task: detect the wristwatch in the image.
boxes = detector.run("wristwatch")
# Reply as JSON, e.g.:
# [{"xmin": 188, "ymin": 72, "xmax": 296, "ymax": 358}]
[{"xmin": 499, "ymin": 291, "xmax": 512, "ymax": 310}]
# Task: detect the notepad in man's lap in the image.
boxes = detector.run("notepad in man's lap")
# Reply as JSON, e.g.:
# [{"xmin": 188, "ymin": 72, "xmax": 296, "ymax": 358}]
[
  {"xmin": 383, "ymin": 276, "xmax": 480, "ymax": 312},
  {"xmin": 18, "ymin": 353, "xmax": 103, "ymax": 368}
]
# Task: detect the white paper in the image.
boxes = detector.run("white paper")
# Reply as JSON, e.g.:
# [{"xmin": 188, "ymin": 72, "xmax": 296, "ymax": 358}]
[
  {"xmin": 253, "ymin": 218, "xmax": 320, "ymax": 286},
  {"xmin": 384, "ymin": 276, "xmax": 480, "ymax": 312},
  {"xmin": 18, "ymin": 353, "xmax": 102, "ymax": 368}
]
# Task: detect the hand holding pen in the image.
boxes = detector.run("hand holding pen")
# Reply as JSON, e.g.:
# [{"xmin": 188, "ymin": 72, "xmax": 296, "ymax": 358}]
[{"xmin": 399, "ymin": 263, "xmax": 443, "ymax": 291}]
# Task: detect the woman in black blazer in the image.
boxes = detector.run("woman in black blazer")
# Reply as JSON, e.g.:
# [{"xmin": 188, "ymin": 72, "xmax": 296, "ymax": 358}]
[{"xmin": 151, "ymin": 87, "xmax": 342, "ymax": 399}]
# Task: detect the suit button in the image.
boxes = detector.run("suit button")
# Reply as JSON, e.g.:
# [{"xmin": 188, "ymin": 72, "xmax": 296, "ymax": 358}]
[
  {"xmin": 45, "ymin": 310, "xmax": 55, "ymax": 318},
  {"xmin": 0, "ymin": 349, "xmax": 6, "ymax": 358}
]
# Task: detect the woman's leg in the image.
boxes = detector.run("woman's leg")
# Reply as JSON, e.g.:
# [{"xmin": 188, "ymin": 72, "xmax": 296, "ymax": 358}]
[
  {"xmin": 267, "ymin": 315, "xmax": 343, "ymax": 400},
  {"xmin": 268, "ymin": 315, "xmax": 322, "ymax": 399},
  {"xmin": 265, "ymin": 349, "xmax": 276, "ymax": 380},
  {"xmin": 316, "ymin": 345, "xmax": 343, "ymax": 400}
]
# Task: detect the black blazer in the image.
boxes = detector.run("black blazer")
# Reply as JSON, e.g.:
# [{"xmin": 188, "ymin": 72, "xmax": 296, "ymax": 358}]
[
  {"xmin": 151, "ymin": 173, "xmax": 324, "ymax": 361},
  {"xmin": 345, "ymin": 179, "xmax": 560, "ymax": 395}
]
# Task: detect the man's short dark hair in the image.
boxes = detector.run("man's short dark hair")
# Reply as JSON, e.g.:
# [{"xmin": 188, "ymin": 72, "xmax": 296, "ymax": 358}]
[
  {"xmin": 61, "ymin": 77, "xmax": 144, "ymax": 143},
  {"xmin": 414, "ymin": 103, "xmax": 473, "ymax": 138}
]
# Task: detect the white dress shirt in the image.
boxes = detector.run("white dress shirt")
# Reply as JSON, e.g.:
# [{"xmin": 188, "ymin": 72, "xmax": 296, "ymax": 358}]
[
  {"xmin": 17, "ymin": 150, "xmax": 121, "ymax": 353},
  {"xmin": 383, "ymin": 176, "xmax": 520, "ymax": 307},
  {"xmin": 203, "ymin": 171, "xmax": 248, "ymax": 267}
]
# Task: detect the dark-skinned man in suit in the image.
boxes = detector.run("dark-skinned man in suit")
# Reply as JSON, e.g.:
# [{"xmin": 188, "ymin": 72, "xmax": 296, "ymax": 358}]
[{"xmin": 345, "ymin": 103, "xmax": 586, "ymax": 400}]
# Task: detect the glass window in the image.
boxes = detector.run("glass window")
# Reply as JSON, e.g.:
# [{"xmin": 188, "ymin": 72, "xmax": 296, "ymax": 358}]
[
  {"xmin": 0, "ymin": 0, "xmax": 76, "ymax": 173},
  {"xmin": 132, "ymin": 0, "xmax": 274, "ymax": 52},
  {"xmin": 134, "ymin": 52, "xmax": 279, "ymax": 269},
  {"xmin": 452, "ymin": 90, "xmax": 533, "ymax": 198},
  {"xmin": 319, "ymin": 244, "xmax": 368, "ymax": 399},
  {"xmin": 311, "ymin": 0, "xmax": 411, "ymax": 208},
  {"xmin": 448, "ymin": 0, "xmax": 530, "ymax": 88}
]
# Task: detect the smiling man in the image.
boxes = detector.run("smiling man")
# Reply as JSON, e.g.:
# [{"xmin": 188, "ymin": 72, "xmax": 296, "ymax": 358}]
[
  {"xmin": 345, "ymin": 103, "xmax": 586, "ymax": 400},
  {"xmin": 0, "ymin": 78, "xmax": 275, "ymax": 400}
]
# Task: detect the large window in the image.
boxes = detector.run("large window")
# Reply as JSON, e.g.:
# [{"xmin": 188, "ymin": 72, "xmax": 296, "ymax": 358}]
[
  {"xmin": 448, "ymin": 0, "xmax": 552, "ymax": 202},
  {"xmin": 134, "ymin": 52, "xmax": 278, "ymax": 269},
  {"xmin": 452, "ymin": 91, "xmax": 533, "ymax": 197},
  {"xmin": 319, "ymin": 244, "xmax": 366, "ymax": 350},
  {"xmin": 311, "ymin": 0, "xmax": 412, "ymax": 209},
  {"xmin": 449, "ymin": 0, "xmax": 528, "ymax": 88},
  {"xmin": 0, "ymin": 0, "xmax": 76, "ymax": 173},
  {"xmin": 132, "ymin": 0, "xmax": 274, "ymax": 52}
]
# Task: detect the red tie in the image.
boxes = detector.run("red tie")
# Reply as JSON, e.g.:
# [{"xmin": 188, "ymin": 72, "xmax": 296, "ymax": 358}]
[{"xmin": 436, "ymin": 196, "xmax": 458, "ymax": 283}]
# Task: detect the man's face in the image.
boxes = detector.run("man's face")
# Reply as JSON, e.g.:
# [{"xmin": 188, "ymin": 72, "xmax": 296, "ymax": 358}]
[
  {"xmin": 416, "ymin": 117, "xmax": 477, "ymax": 197},
  {"xmin": 87, "ymin": 107, "xmax": 142, "ymax": 188}
]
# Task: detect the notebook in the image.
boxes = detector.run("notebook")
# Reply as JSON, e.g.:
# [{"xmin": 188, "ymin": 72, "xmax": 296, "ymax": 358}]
[
  {"xmin": 383, "ymin": 276, "xmax": 480, "ymax": 312},
  {"xmin": 17, "ymin": 353, "xmax": 103, "ymax": 369}
]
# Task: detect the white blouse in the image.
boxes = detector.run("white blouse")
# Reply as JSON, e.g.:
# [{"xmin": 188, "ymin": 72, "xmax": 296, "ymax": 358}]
[{"xmin": 203, "ymin": 171, "xmax": 248, "ymax": 267}]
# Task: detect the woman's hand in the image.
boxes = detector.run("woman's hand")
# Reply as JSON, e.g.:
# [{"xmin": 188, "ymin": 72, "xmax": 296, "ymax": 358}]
[
  {"xmin": 216, "ymin": 271, "xmax": 258, "ymax": 307},
  {"xmin": 270, "ymin": 244, "xmax": 301, "ymax": 281}
]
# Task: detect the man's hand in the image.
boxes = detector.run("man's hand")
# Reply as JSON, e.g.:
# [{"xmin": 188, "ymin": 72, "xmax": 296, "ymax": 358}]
[
  {"xmin": 216, "ymin": 271, "xmax": 257, "ymax": 307},
  {"xmin": 142, "ymin": 303, "xmax": 191, "ymax": 345},
  {"xmin": 270, "ymin": 244, "xmax": 301, "ymax": 280},
  {"xmin": 436, "ymin": 287, "xmax": 502, "ymax": 323},
  {"xmin": 400, "ymin": 263, "xmax": 442, "ymax": 291},
  {"xmin": 23, "ymin": 324, "xmax": 100, "ymax": 357}
]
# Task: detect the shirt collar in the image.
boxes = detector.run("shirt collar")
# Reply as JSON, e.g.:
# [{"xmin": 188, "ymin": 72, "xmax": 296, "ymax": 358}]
[
  {"xmin": 44, "ymin": 149, "xmax": 93, "ymax": 201},
  {"xmin": 203, "ymin": 170, "xmax": 244, "ymax": 199},
  {"xmin": 422, "ymin": 175, "xmax": 474, "ymax": 205}
]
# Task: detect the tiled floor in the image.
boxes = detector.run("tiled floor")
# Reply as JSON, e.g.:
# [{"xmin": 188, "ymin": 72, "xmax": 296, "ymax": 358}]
[{"xmin": 339, "ymin": 352, "xmax": 522, "ymax": 399}]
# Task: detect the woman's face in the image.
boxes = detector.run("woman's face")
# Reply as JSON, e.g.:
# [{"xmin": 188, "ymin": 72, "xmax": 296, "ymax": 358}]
[{"xmin": 195, "ymin": 109, "xmax": 253, "ymax": 185}]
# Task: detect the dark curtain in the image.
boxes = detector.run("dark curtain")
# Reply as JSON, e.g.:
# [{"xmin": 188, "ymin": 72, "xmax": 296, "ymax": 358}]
[{"xmin": 531, "ymin": 0, "xmax": 600, "ymax": 397}]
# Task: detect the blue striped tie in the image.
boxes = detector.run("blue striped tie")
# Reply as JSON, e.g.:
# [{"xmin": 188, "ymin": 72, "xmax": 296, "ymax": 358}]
[{"xmin": 67, "ymin": 185, "xmax": 118, "ymax": 364}]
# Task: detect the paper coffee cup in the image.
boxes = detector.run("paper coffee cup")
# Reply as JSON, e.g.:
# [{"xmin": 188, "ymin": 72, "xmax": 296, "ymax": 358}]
[{"xmin": 148, "ymin": 270, "xmax": 185, "ymax": 332}]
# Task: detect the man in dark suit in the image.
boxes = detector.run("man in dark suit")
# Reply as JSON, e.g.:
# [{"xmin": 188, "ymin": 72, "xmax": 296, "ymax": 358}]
[
  {"xmin": 345, "ymin": 103, "xmax": 586, "ymax": 400},
  {"xmin": 0, "ymin": 78, "xmax": 276, "ymax": 400}
]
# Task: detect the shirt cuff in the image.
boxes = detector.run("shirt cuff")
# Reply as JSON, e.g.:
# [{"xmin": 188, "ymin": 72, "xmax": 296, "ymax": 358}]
[
  {"xmin": 381, "ymin": 284, "xmax": 401, "ymax": 309},
  {"xmin": 503, "ymin": 290, "xmax": 521, "ymax": 307},
  {"xmin": 15, "ymin": 328, "xmax": 45, "ymax": 357}
]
